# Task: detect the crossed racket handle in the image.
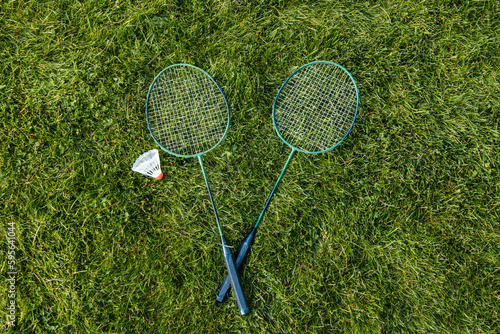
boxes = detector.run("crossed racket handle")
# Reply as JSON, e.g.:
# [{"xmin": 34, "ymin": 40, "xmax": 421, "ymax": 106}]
[
  {"xmin": 220, "ymin": 236, "xmax": 249, "ymax": 314},
  {"xmin": 217, "ymin": 227, "xmax": 257, "ymax": 302}
]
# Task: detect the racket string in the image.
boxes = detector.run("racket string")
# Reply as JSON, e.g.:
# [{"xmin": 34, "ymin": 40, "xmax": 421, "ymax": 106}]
[
  {"xmin": 147, "ymin": 66, "xmax": 228, "ymax": 156},
  {"xmin": 274, "ymin": 62, "xmax": 358, "ymax": 152},
  {"xmin": 296, "ymin": 66, "xmax": 351, "ymax": 149}
]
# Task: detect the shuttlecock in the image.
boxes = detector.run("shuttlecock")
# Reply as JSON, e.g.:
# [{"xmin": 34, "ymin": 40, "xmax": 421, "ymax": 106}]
[{"xmin": 132, "ymin": 149, "xmax": 163, "ymax": 180}]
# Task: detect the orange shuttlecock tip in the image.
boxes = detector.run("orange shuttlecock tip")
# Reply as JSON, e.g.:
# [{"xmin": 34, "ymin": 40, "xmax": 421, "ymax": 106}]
[{"xmin": 155, "ymin": 172, "xmax": 164, "ymax": 180}]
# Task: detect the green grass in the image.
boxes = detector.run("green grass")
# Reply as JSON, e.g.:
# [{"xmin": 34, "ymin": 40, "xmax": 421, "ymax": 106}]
[{"xmin": 1, "ymin": 0, "xmax": 499, "ymax": 332}]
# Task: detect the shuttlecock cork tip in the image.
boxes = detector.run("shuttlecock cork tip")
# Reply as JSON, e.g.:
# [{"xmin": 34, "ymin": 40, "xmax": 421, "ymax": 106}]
[{"xmin": 155, "ymin": 172, "xmax": 163, "ymax": 180}]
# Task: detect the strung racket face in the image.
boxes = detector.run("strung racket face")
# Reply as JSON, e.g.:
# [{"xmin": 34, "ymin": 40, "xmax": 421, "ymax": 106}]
[
  {"xmin": 273, "ymin": 61, "xmax": 359, "ymax": 154},
  {"xmin": 146, "ymin": 64, "xmax": 230, "ymax": 158}
]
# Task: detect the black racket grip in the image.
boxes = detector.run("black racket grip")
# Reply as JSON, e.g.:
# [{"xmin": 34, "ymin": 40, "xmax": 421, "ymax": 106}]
[
  {"xmin": 217, "ymin": 229, "xmax": 256, "ymax": 303},
  {"xmin": 222, "ymin": 244, "xmax": 248, "ymax": 315}
]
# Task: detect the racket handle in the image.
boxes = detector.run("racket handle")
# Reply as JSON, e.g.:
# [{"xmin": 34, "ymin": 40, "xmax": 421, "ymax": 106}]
[
  {"xmin": 217, "ymin": 228, "xmax": 256, "ymax": 303},
  {"xmin": 222, "ymin": 242, "xmax": 249, "ymax": 315}
]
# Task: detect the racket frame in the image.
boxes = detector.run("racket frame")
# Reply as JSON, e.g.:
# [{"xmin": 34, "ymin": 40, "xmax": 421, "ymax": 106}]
[
  {"xmin": 145, "ymin": 64, "xmax": 247, "ymax": 315},
  {"xmin": 216, "ymin": 60, "xmax": 359, "ymax": 302}
]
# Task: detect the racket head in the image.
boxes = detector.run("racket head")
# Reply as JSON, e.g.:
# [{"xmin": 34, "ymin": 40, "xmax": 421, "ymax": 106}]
[
  {"xmin": 272, "ymin": 61, "xmax": 359, "ymax": 154},
  {"xmin": 146, "ymin": 64, "xmax": 230, "ymax": 158}
]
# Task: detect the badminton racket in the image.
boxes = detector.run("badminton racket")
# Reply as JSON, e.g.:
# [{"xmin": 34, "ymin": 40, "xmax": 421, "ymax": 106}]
[
  {"xmin": 146, "ymin": 64, "xmax": 248, "ymax": 315},
  {"xmin": 216, "ymin": 60, "xmax": 359, "ymax": 302}
]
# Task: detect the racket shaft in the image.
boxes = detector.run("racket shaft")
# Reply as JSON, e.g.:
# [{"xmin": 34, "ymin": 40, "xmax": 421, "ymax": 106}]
[
  {"xmin": 216, "ymin": 149, "xmax": 295, "ymax": 302},
  {"xmin": 217, "ymin": 229, "xmax": 256, "ymax": 302},
  {"xmin": 222, "ymin": 244, "xmax": 249, "ymax": 315},
  {"xmin": 199, "ymin": 156, "xmax": 248, "ymax": 314}
]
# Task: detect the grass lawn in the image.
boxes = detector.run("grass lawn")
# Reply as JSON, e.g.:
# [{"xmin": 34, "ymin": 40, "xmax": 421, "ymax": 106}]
[{"xmin": 1, "ymin": 0, "xmax": 499, "ymax": 332}]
